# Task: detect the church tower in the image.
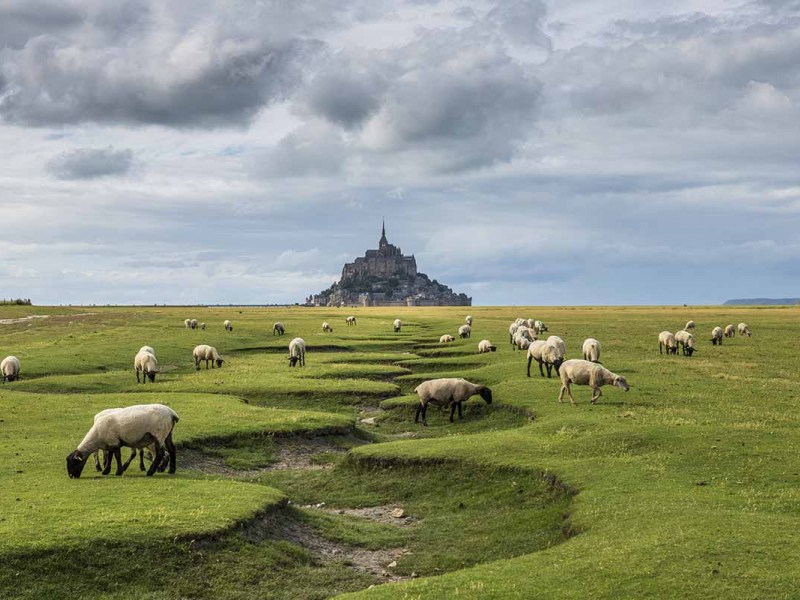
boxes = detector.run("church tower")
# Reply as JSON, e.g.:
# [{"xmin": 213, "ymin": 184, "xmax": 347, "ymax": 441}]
[{"xmin": 379, "ymin": 219, "xmax": 389, "ymax": 252}]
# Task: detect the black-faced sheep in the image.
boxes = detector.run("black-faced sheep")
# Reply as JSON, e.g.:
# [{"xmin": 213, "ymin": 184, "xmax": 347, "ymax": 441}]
[
  {"xmin": 413, "ymin": 378, "xmax": 492, "ymax": 426},
  {"xmin": 322, "ymin": 322, "xmax": 333, "ymax": 333},
  {"xmin": 711, "ymin": 326, "xmax": 724, "ymax": 345},
  {"xmin": 193, "ymin": 345, "xmax": 224, "ymax": 370},
  {"xmin": 1, "ymin": 356, "xmax": 20, "ymax": 383},
  {"xmin": 440, "ymin": 334, "xmax": 455, "ymax": 344},
  {"xmin": 675, "ymin": 330, "xmax": 696, "ymax": 356},
  {"xmin": 526, "ymin": 341, "xmax": 564, "ymax": 378},
  {"xmin": 658, "ymin": 331, "xmax": 678, "ymax": 355},
  {"xmin": 393, "ymin": 319, "xmax": 402, "ymax": 333},
  {"xmin": 478, "ymin": 340, "xmax": 497, "ymax": 353},
  {"xmin": 346, "ymin": 316, "xmax": 357, "ymax": 326},
  {"xmin": 288, "ymin": 337, "xmax": 306, "ymax": 367},
  {"xmin": 224, "ymin": 320, "xmax": 233, "ymax": 332},
  {"xmin": 738, "ymin": 323, "xmax": 752, "ymax": 337},
  {"xmin": 134, "ymin": 350, "xmax": 158, "ymax": 384},
  {"xmin": 557, "ymin": 359, "xmax": 630, "ymax": 405},
  {"xmin": 458, "ymin": 324, "xmax": 471, "ymax": 339},
  {"xmin": 273, "ymin": 322, "xmax": 285, "ymax": 336}
]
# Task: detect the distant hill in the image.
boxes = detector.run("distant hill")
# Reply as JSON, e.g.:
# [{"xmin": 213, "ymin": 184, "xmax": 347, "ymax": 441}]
[{"xmin": 723, "ymin": 298, "xmax": 800, "ymax": 306}]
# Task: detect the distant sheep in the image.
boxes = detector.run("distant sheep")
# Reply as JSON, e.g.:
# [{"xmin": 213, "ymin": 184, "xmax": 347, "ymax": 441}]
[
  {"xmin": 478, "ymin": 340, "xmax": 497, "ymax": 353},
  {"xmin": 346, "ymin": 316, "xmax": 357, "ymax": 326},
  {"xmin": 413, "ymin": 378, "xmax": 492, "ymax": 426},
  {"xmin": 582, "ymin": 338, "xmax": 601, "ymax": 363},
  {"xmin": 273, "ymin": 322, "xmax": 285, "ymax": 336},
  {"xmin": 711, "ymin": 326, "xmax": 724, "ymax": 345},
  {"xmin": 514, "ymin": 318, "xmax": 527, "ymax": 326},
  {"xmin": 288, "ymin": 337, "xmax": 306, "ymax": 367},
  {"xmin": 658, "ymin": 331, "xmax": 678, "ymax": 355},
  {"xmin": 184, "ymin": 319, "xmax": 191, "ymax": 329},
  {"xmin": 66, "ymin": 403, "xmax": 178, "ymax": 478},
  {"xmin": 224, "ymin": 320, "xmax": 233, "ymax": 332},
  {"xmin": 516, "ymin": 337, "xmax": 532, "ymax": 352},
  {"xmin": 322, "ymin": 322, "xmax": 333, "ymax": 333},
  {"xmin": 393, "ymin": 319, "xmax": 402, "ymax": 333},
  {"xmin": 513, "ymin": 329, "xmax": 534, "ymax": 351},
  {"xmin": 134, "ymin": 350, "xmax": 158, "ymax": 384},
  {"xmin": 465, "ymin": 315, "xmax": 473, "ymax": 326},
  {"xmin": 546, "ymin": 335, "xmax": 566, "ymax": 357},
  {"xmin": 200, "ymin": 323, "xmax": 206, "ymax": 330},
  {"xmin": 190, "ymin": 319, "xmax": 198, "ymax": 330},
  {"xmin": 738, "ymin": 323, "xmax": 751, "ymax": 337},
  {"xmin": 675, "ymin": 330, "xmax": 696, "ymax": 356},
  {"xmin": 724, "ymin": 324, "xmax": 735, "ymax": 338},
  {"xmin": 526, "ymin": 340, "xmax": 564, "ymax": 378},
  {"xmin": 534, "ymin": 320, "xmax": 548, "ymax": 335},
  {"xmin": 193, "ymin": 345, "xmax": 224, "ymax": 370},
  {"xmin": 525, "ymin": 318, "xmax": 535, "ymax": 329},
  {"xmin": 685, "ymin": 320, "xmax": 695, "ymax": 331},
  {"xmin": 1, "ymin": 356, "xmax": 21, "ymax": 383},
  {"xmin": 458, "ymin": 324, "xmax": 471, "ymax": 339},
  {"xmin": 509, "ymin": 323, "xmax": 521, "ymax": 345},
  {"xmin": 557, "ymin": 359, "xmax": 630, "ymax": 405},
  {"xmin": 440, "ymin": 334, "xmax": 455, "ymax": 344}
]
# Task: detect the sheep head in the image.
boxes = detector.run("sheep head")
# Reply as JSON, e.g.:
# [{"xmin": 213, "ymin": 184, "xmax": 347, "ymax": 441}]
[
  {"xmin": 288, "ymin": 356, "xmax": 299, "ymax": 367},
  {"xmin": 613, "ymin": 376, "xmax": 630, "ymax": 391},
  {"xmin": 66, "ymin": 450, "xmax": 88, "ymax": 479},
  {"xmin": 479, "ymin": 387, "xmax": 493, "ymax": 404},
  {"xmin": 215, "ymin": 358, "xmax": 224, "ymax": 368},
  {"xmin": 147, "ymin": 371, "xmax": 156, "ymax": 383}
]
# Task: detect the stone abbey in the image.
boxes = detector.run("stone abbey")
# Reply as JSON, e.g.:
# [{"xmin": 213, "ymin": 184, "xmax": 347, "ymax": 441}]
[{"xmin": 307, "ymin": 223, "xmax": 472, "ymax": 307}]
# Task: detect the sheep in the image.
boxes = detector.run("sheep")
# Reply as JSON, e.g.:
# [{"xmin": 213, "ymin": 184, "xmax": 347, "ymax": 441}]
[
  {"xmin": 201, "ymin": 322, "xmax": 206, "ymax": 330},
  {"xmin": 288, "ymin": 337, "xmax": 306, "ymax": 367},
  {"xmin": 526, "ymin": 341, "xmax": 564, "ymax": 378},
  {"xmin": 517, "ymin": 337, "xmax": 532, "ymax": 352},
  {"xmin": 66, "ymin": 404, "xmax": 178, "ymax": 478},
  {"xmin": 478, "ymin": 340, "xmax": 497, "ymax": 353},
  {"xmin": 658, "ymin": 331, "xmax": 678, "ymax": 355},
  {"xmin": 440, "ymin": 334, "xmax": 455, "ymax": 344},
  {"xmin": 525, "ymin": 318, "xmax": 535, "ymax": 329},
  {"xmin": 534, "ymin": 320, "xmax": 548, "ymax": 335},
  {"xmin": 724, "ymin": 324, "xmax": 735, "ymax": 338},
  {"xmin": 711, "ymin": 326, "xmax": 724, "ymax": 345},
  {"xmin": 393, "ymin": 319, "xmax": 402, "ymax": 333},
  {"xmin": 557, "ymin": 359, "xmax": 630, "ymax": 405},
  {"xmin": 1, "ymin": 356, "xmax": 21, "ymax": 383},
  {"xmin": 465, "ymin": 315, "xmax": 473, "ymax": 326},
  {"xmin": 190, "ymin": 319, "xmax": 198, "ymax": 330},
  {"xmin": 346, "ymin": 316, "xmax": 357, "ymax": 326},
  {"xmin": 675, "ymin": 330, "xmax": 696, "ymax": 356},
  {"xmin": 184, "ymin": 319, "xmax": 191, "ymax": 329},
  {"xmin": 413, "ymin": 378, "xmax": 493, "ymax": 426},
  {"xmin": 224, "ymin": 320, "xmax": 233, "ymax": 332},
  {"xmin": 322, "ymin": 321, "xmax": 333, "ymax": 333},
  {"xmin": 738, "ymin": 323, "xmax": 752, "ymax": 337},
  {"xmin": 514, "ymin": 318, "xmax": 526, "ymax": 326},
  {"xmin": 90, "ymin": 408, "xmax": 169, "ymax": 475},
  {"xmin": 273, "ymin": 322, "xmax": 285, "ymax": 336},
  {"xmin": 685, "ymin": 320, "xmax": 695, "ymax": 331},
  {"xmin": 582, "ymin": 338, "xmax": 601, "ymax": 363},
  {"xmin": 193, "ymin": 345, "xmax": 224, "ymax": 370},
  {"xmin": 458, "ymin": 324, "xmax": 471, "ymax": 339},
  {"xmin": 513, "ymin": 328, "xmax": 534, "ymax": 351},
  {"xmin": 139, "ymin": 346, "xmax": 155, "ymax": 355},
  {"xmin": 546, "ymin": 335, "xmax": 566, "ymax": 357},
  {"xmin": 134, "ymin": 350, "xmax": 158, "ymax": 384},
  {"xmin": 509, "ymin": 323, "xmax": 521, "ymax": 345}
]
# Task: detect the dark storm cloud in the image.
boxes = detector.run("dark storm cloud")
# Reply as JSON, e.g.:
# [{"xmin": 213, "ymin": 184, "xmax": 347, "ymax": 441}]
[{"xmin": 46, "ymin": 147, "xmax": 134, "ymax": 179}]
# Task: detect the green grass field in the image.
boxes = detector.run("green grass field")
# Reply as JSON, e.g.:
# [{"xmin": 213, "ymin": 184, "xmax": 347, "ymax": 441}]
[{"xmin": 1, "ymin": 304, "xmax": 798, "ymax": 599}]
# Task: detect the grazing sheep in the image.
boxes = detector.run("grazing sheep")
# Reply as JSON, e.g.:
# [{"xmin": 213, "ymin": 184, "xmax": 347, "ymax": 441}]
[
  {"xmin": 738, "ymin": 323, "xmax": 752, "ymax": 337},
  {"xmin": 190, "ymin": 319, "xmax": 198, "ymax": 330},
  {"xmin": 557, "ymin": 359, "xmax": 630, "ymax": 405},
  {"xmin": 478, "ymin": 340, "xmax": 497, "ymax": 353},
  {"xmin": 675, "ymin": 330, "xmax": 696, "ymax": 356},
  {"xmin": 413, "ymin": 378, "xmax": 493, "ymax": 426},
  {"xmin": 1, "ymin": 356, "xmax": 21, "ymax": 383},
  {"xmin": 526, "ymin": 341, "xmax": 564, "ymax": 378},
  {"xmin": 134, "ymin": 350, "xmax": 158, "ymax": 384},
  {"xmin": 525, "ymin": 318, "xmax": 535, "ymax": 329},
  {"xmin": 517, "ymin": 337, "xmax": 532, "ymax": 352},
  {"xmin": 193, "ymin": 345, "xmax": 224, "ymax": 370},
  {"xmin": 139, "ymin": 346, "xmax": 155, "ymax": 355},
  {"xmin": 711, "ymin": 326, "xmax": 724, "ymax": 345},
  {"xmin": 273, "ymin": 322, "xmax": 285, "ymax": 336},
  {"xmin": 91, "ymin": 408, "xmax": 168, "ymax": 475},
  {"xmin": 322, "ymin": 321, "xmax": 333, "ymax": 333},
  {"xmin": 514, "ymin": 318, "xmax": 527, "ymax": 326},
  {"xmin": 346, "ymin": 316, "xmax": 357, "ymax": 326},
  {"xmin": 440, "ymin": 334, "xmax": 455, "ymax": 344},
  {"xmin": 184, "ymin": 319, "xmax": 191, "ymax": 329},
  {"xmin": 288, "ymin": 337, "xmax": 306, "ymax": 367},
  {"xmin": 513, "ymin": 329, "xmax": 534, "ymax": 351},
  {"xmin": 546, "ymin": 335, "xmax": 566, "ymax": 357},
  {"xmin": 658, "ymin": 331, "xmax": 678, "ymax": 355},
  {"xmin": 509, "ymin": 323, "xmax": 521, "ymax": 345},
  {"xmin": 201, "ymin": 323, "xmax": 206, "ymax": 330},
  {"xmin": 534, "ymin": 320, "xmax": 548, "ymax": 335},
  {"xmin": 724, "ymin": 324, "xmax": 735, "ymax": 338},
  {"xmin": 458, "ymin": 324, "xmax": 472, "ymax": 339},
  {"xmin": 465, "ymin": 315, "xmax": 473, "ymax": 326},
  {"xmin": 685, "ymin": 320, "xmax": 695, "ymax": 331},
  {"xmin": 393, "ymin": 319, "xmax": 402, "ymax": 333},
  {"xmin": 224, "ymin": 320, "xmax": 233, "ymax": 332},
  {"xmin": 66, "ymin": 404, "xmax": 178, "ymax": 478},
  {"xmin": 582, "ymin": 338, "xmax": 601, "ymax": 363}
]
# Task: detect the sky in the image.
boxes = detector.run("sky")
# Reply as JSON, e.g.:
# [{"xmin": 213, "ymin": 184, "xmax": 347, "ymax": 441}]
[{"xmin": 1, "ymin": 0, "xmax": 799, "ymax": 306}]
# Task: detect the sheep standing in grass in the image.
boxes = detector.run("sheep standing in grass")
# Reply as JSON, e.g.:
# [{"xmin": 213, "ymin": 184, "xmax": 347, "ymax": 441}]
[
  {"xmin": 91, "ymin": 408, "xmax": 169, "ymax": 475},
  {"xmin": 534, "ymin": 320, "xmax": 548, "ymax": 335},
  {"xmin": 413, "ymin": 378, "xmax": 492, "ymax": 426},
  {"xmin": 440, "ymin": 334, "xmax": 455, "ymax": 344},
  {"xmin": 346, "ymin": 316, "xmax": 357, "ymax": 326},
  {"xmin": 724, "ymin": 324, "xmax": 735, "ymax": 338},
  {"xmin": 134, "ymin": 350, "xmax": 158, "ymax": 384},
  {"xmin": 526, "ymin": 341, "xmax": 564, "ymax": 378},
  {"xmin": 1, "ymin": 356, "xmax": 21, "ymax": 383},
  {"xmin": 525, "ymin": 318, "xmax": 535, "ymax": 329},
  {"xmin": 582, "ymin": 338, "xmax": 601, "ymax": 363},
  {"xmin": 273, "ymin": 322, "xmax": 285, "ymax": 336},
  {"xmin": 322, "ymin": 322, "xmax": 333, "ymax": 333},
  {"xmin": 193, "ymin": 345, "xmax": 224, "ymax": 370},
  {"xmin": 184, "ymin": 319, "xmax": 191, "ymax": 329},
  {"xmin": 738, "ymin": 323, "xmax": 752, "ymax": 337},
  {"xmin": 190, "ymin": 319, "xmax": 198, "ymax": 330},
  {"xmin": 465, "ymin": 315, "xmax": 473, "ymax": 326},
  {"xmin": 509, "ymin": 323, "xmax": 521, "ymax": 345},
  {"xmin": 685, "ymin": 320, "xmax": 695, "ymax": 331},
  {"xmin": 224, "ymin": 320, "xmax": 233, "ymax": 332},
  {"xmin": 393, "ymin": 319, "xmax": 402, "ymax": 333},
  {"xmin": 66, "ymin": 404, "xmax": 178, "ymax": 478},
  {"xmin": 517, "ymin": 337, "xmax": 532, "ymax": 352},
  {"xmin": 478, "ymin": 340, "xmax": 497, "ymax": 353},
  {"xmin": 201, "ymin": 323, "xmax": 206, "ymax": 330},
  {"xmin": 513, "ymin": 328, "xmax": 534, "ymax": 351},
  {"xmin": 658, "ymin": 331, "xmax": 678, "ymax": 355},
  {"xmin": 288, "ymin": 337, "xmax": 306, "ymax": 367},
  {"xmin": 140, "ymin": 346, "xmax": 155, "ymax": 355},
  {"xmin": 546, "ymin": 335, "xmax": 566, "ymax": 357},
  {"xmin": 557, "ymin": 359, "xmax": 630, "ymax": 405},
  {"xmin": 711, "ymin": 326, "xmax": 724, "ymax": 346},
  {"xmin": 675, "ymin": 330, "xmax": 696, "ymax": 356},
  {"xmin": 458, "ymin": 324, "xmax": 471, "ymax": 339}
]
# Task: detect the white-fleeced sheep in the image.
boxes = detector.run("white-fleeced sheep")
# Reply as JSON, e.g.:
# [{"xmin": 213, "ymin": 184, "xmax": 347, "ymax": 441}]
[
  {"xmin": 514, "ymin": 318, "xmax": 526, "ymax": 326},
  {"xmin": 517, "ymin": 337, "xmax": 532, "ymax": 352},
  {"xmin": 513, "ymin": 329, "xmax": 534, "ymax": 351},
  {"xmin": 557, "ymin": 359, "xmax": 630, "ymax": 405},
  {"xmin": 738, "ymin": 323, "xmax": 751, "ymax": 337},
  {"xmin": 413, "ymin": 378, "xmax": 493, "ymax": 426},
  {"xmin": 458, "ymin": 324, "xmax": 471, "ymax": 339},
  {"xmin": 711, "ymin": 326, "xmax": 724, "ymax": 345},
  {"xmin": 139, "ymin": 346, "xmax": 154, "ymax": 355},
  {"xmin": 509, "ymin": 323, "xmax": 520, "ymax": 345},
  {"xmin": 534, "ymin": 320, "xmax": 548, "ymax": 335},
  {"xmin": 184, "ymin": 319, "xmax": 191, "ymax": 329},
  {"xmin": 393, "ymin": 319, "xmax": 402, "ymax": 333},
  {"xmin": 273, "ymin": 322, "xmax": 285, "ymax": 336},
  {"xmin": 1, "ymin": 356, "xmax": 21, "ymax": 383},
  {"xmin": 190, "ymin": 319, "xmax": 198, "ymax": 330},
  {"xmin": 346, "ymin": 316, "xmax": 357, "ymax": 326},
  {"xmin": 465, "ymin": 315, "xmax": 473, "ymax": 326},
  {"xmin": 288, "ymin": 337, "xmax": 306, "ymax": 367},
  {"xmin": 478, "ymin": 340, "xmax": 497, "ymax": 353},
  {"xmin": 582, "ymin": 338, "xmax": 601, "ymax": 363},
  {"xmin": 134, "ymin": 350, "xmax": 158, "ymax": 384},
  {"xmin": 526, "ymin": 340, "xmax": 564, "ymax": 378},
  {"xmin": 193, "ymin": 345, "xmax": 224, "ymax": 370},
  {"xmin": 201, "ymin": 322, "xmax": 206, "ymax": 330},
  {"xmin": 322, "ymin": 321, "xmax": 333, "ymax": 333},
  {"xmin": 685, "ymin": 320, "xmax": 695, "ymax": 331},
  {"xmin": 525, "ymin": 318, "xmax": 535, "ymax": 329},
  {"xmin": 675, "ymin": 330, "xmax": 696, "ymax": 356},
  {"xmin": 224, "ymin": 320, "xmax": 233, "ymax": 332},
  {"xmin": 724, "ymin": 324, "xmax": 735, "ymax": 338},
  {"xmin": 440, "ymin": 334, "xmax": 455, "ymax": 344},
  {"xmin": 546, "ymin": 335, "xmax": 566, "ymax": 357},
  {"xmin": 90, "ymin": 408, "xmax": 169, "ymax": 475},
  {"xmin": 658, "ymin": 331, "xmax": 678, "ymax": 355},
  {"xmin": 66, "ymin": 404, "xmax": 178, "ymax": 478}
]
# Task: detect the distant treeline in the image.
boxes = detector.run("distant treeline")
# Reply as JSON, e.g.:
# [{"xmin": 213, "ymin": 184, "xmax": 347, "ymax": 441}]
[
  {"xmin": 723, "ymin": 298, "xmax": 800, "ymax": 306},
  {"xmin": 0, "ymin": 298, "xmax": 32, "ymax": 306}
]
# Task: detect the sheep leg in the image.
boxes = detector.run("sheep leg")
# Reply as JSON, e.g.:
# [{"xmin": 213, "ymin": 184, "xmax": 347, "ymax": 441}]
[
  {"xmin": 94, "ymin": 451, "xmax": 102, "ymax": 472},
  {"xmin": 526, "ymin": 356, "xmax": 532, "ymax": 378},
  {"xmin": 659, "ymin": 343, "xmax": 663, "ymax": 355},
  {"xmin": 546, "ymin": 363, "xmax": 552, "ymax": 378},
  {"xmin": 590, "ymin": 387, "xmax": 602, "ymax": 405},
  {"xmin": 120, "ymin": 449, "xmax": 137, "ymax": 473},
  {"xmin": 113, "ymin": 447, "xmax": 124, "ymax": 476},
  {"xmin": 136, "ymin": 369, "xmax": 140, "ymax": 383},
  {"xmin": 449, "ymin": 403, "xmax": 457, "ymax": 422},
  {"xmin": 414, "ymin": 403, "xmax": 423, "ymax": 424},
  {"xmin": 165, "ymin": 432, "xmax": 177, "ymax": 474},
  {"xmin": 457, "ymin": 402, "xmax": 464, "ymax": 420},
  {"xmin": 558, "ymin": 385, "xmax": 565, "ymax": 404},
  {"xmin": 538, "ymin": 360, "xmax": 545, "ymax": 377},
  {"xmin": 422, "ymin": 404, "xmax": 429, "ymax": 426},
  {"xmin": 102, "ymin": 449, "xmax": 113, "ymax": 475},
  {"xmin": 195, "ymin": 358, "xmax": 200, "ymax": 371},
  {"xmin": 146, "ymin": 440, "xmax": 163, "ymax": 476},
  {"xmin": 140, "ymin": 449, "xmax": 147, "ymax": 471}
]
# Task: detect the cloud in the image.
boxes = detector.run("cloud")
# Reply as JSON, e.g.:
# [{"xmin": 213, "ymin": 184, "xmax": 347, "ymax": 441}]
[{"xmin": 46, "ymin": 147, "xmax": 134, "ymax": 180}]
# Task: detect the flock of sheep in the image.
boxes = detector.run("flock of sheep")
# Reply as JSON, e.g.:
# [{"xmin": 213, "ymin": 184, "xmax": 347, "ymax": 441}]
[{"xmin": 658, "ymin": 320, "xmax": 752, "ymax": 356}]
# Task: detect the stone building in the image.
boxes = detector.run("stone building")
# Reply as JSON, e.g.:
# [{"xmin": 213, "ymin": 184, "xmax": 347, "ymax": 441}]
[{"xmin": 307, "ymin": 223, "xmax": 472, "ymax": 307}]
